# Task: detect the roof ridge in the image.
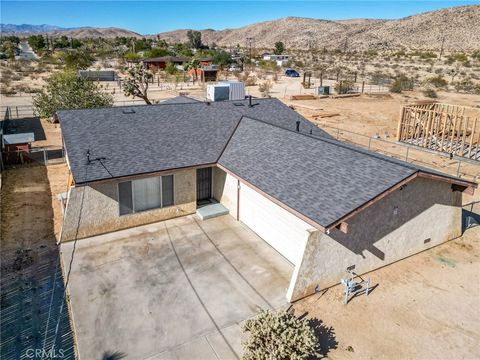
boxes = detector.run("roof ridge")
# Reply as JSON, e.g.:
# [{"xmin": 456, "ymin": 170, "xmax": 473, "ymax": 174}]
[
  {"xmin": 56, "ymin": 97, "xmax": 278, "ymax": 113},
  {"xmin": 240, "ymin": 115, "xmax": 423, "ymax": 172}
]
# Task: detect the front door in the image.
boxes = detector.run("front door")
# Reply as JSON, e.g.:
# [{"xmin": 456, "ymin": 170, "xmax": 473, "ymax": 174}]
[{"xmin": 196, "ymin": 167, "xmax": 212, "ymax": 203}]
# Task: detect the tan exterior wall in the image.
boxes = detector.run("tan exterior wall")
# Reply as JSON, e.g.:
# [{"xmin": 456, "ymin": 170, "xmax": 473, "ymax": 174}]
[
  {"xmin": 212, "ymin": 167, "xmax": 238, "ymax": 219},
  {"xmin": 287, "ymin": 177, "xmax": 463, "ymax": 301},
  {"xmin": 61, "ymin": 169, "xmax": 196, "ymax": 242}
]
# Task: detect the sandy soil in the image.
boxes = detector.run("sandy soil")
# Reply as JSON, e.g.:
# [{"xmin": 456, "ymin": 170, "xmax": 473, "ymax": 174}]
[
  {"xmin": 1, "ymin": 163, "xmax": 68, "ymax": 259},
  {"xmin": 293, "ymin": 226, "xmax": 480, "ymax": 359}
]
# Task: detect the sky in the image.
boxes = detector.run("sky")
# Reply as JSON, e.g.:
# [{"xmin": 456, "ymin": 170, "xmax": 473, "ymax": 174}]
[{"xmin": 1, "ymin": 1, "xmax": 478, "ymax": 34}]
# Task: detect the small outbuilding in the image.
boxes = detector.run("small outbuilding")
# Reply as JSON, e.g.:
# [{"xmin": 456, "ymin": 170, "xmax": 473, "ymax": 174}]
[
  {"xmin": 2, "ymin": 132, "xmax": 34, "ymax": 164},
  {"xmin": 143, "ymin": 56, "xmax": 188, "ymax": 71}
]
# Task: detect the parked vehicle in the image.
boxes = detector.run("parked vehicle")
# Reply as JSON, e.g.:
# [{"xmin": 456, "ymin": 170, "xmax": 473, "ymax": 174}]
[{"xmin": 285, "ymin": 68, "xmax": 300, "ymax": 77}]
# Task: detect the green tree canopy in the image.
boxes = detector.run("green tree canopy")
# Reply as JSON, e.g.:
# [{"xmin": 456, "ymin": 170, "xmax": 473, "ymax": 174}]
[
  {"xmin": 61, "ymin": 50, "xmax": 95, "ymax": 70},
  {"xmin": 33, "ymin": 71, "xmax": 113, "ymax": 118},
  {"xmin": 274, "ymin": 41, "xmax": 285, "ymax": 55},
  {"xmin": 144, "ymin": 47, "xmax": 169, "ymax": 58},
  {"xmin": 28, "ymin": 35, "xmax": 46, "ymax": 52},
  {"xmin": 187, "ymin": 30, "xmax": 203, "ymax": 49},
  {"xmin": 213, "ymin": 50, "xmax": 231, "ymax": 69}
]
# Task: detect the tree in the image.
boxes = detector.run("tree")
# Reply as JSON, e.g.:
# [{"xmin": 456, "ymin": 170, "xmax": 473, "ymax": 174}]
[
  {"xmin": 165, "ymin": 61, "xmax": 177, "ymax": 75},
  {"xmin": 213, "ymin": 50, "xmax": 231, "ymax": 70},
  {"xmin": 145, "ymin": 47, "xmax": 169, "ymax": 58},
  {"xmin": 61, "ymin": 50, "xmax": 95, "ymax": 70},
  {"xmin": 187, "ymin": 30, "xmax": 203, "ymax": 49},
  {"xmin": 27, "ymin": 35, "xmax": 46, "ymax": 52},
  {"xmin": 123, "ymin": 63, "xmax": 154, "ymax": 105},
  {"xmin": 242, "ymin": 310, "xmax": 318, "ymax": 360},
  {"xmin": 274, "ymin": 41, "xmax": 285, "ymax": 55},
  {"xmin": 33, "ymin": 71, "xmax": 113, "ymax": 119}
]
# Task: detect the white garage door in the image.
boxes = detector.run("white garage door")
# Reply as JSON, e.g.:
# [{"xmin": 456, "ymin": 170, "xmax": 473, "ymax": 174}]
[{"xmin": 239, "ymin": 183, "xmax": 310, "ymax": 265}]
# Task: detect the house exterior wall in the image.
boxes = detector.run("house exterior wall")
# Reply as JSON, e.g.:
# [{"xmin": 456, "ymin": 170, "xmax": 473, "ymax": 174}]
[
  {"xmin": 212, "ymin": 167, "xmax": 238, "ymax": 219},
  {"xmin": 61, "ymin": 169, "xmax": 196, "ymax": 242},
  {"xmin": 287, "ymin": 177, "xmax": 463, "ymax": 302}
]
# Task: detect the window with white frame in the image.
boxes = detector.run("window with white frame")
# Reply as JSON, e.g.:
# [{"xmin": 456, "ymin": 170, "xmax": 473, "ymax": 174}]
[{"xmin": 118, "ymin": 175, "xmax": 174, "ymax": 215}]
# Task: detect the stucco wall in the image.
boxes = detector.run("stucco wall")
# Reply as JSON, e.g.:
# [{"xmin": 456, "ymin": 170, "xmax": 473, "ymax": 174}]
[
  {"xmin": 61, "ymin": 169, "xmax": 196, "ymax": 241},
  {"xmin": 212, "ymin": 167, "xmax": 238, "ymax": 219},
  {"xmin": 287, "ymin": 177, "xmax": 463, "ymax": 301}
]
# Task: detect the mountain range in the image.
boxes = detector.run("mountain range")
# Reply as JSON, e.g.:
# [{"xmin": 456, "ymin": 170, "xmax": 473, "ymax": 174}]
[{"xmin": 1, "ymin": 5, "xmax": 479, "ymax": 50}]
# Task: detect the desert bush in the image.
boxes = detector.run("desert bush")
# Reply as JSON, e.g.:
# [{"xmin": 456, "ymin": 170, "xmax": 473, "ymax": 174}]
[
  {"xmin": 426, "ymin": 75, "xmax": 448, "ymax": 88},
  {"xmin": 244, "ymin": 75, "xmax": 257, "ymax": 86},
  {"xmin": 390, "ymin": 79, "xmax": 404, "ymax": 93},
  {"xmin": 422, "ymin": 88, "xmax": 438, "ymax": 98},
  {"xmin": 258, "ymin": 80, "xmax": 272, "ymax": 97},
  {"xmin": 0, "ymin": 85, "xmax": 17, "ymax": 95},
  {"xmin": 242, "ymin": 310, "xmax": 318, "ymax": 360},
  {"xmin": 453, "ymin": 79, "xmax": 480, "ymax": 94},
  {"xmin": 334, "ymin": 80, "xmax": 355, "ymax": 94},
  {"xmin": 446, "ymin": 52, "xmax": 468, "ymax": 64}
]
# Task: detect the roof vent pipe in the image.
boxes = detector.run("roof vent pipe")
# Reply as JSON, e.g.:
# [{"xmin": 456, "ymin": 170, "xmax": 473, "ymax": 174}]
[
  {"xmin": 296, "ymin": 121, "xmax": 300, "ymax": 132},
  {"xmin": 248, "ymin": 95, "xmax": 253, "ymax": 107}
]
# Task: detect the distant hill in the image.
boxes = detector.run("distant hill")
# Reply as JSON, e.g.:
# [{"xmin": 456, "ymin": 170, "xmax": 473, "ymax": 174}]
[
  {"xmin": 0, "ymin": 24, "xmax": 68, "ymax": 33},
  {"xmin": 156, "ymin": 5, "xmax": 480, "ymax": 51},
  {"xmin": 46, "ymin": 27, "xmax": 142, "ymax": 39},
  {"xmin": 1, "ymin": 5, "xmax": 479, "ymax": 50},
  {"xmin": 0, "ymin": 25, "xmax": 142, "ymax": 39}
]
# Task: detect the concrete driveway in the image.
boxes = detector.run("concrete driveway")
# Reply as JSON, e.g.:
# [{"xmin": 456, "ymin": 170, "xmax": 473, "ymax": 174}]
[{"xmin": 61, "ymin": 214, "xmax": 293, "ymax": 359}]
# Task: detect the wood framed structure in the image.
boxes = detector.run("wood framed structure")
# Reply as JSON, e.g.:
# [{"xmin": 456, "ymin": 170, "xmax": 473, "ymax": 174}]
[{"xmin": 396, "ymin": 102, "xmax": 480, "ymax": 161}]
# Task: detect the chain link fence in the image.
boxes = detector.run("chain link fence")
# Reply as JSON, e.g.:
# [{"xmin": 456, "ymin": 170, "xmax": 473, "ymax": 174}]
[{"xmin": 321, "ymin": 125, "xmax": 480, "ymax": 183}]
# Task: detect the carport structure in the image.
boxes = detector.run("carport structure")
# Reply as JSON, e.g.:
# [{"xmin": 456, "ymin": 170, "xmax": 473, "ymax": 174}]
[{"xmin": 61, "ymin": 215, "xmax": 292, "ymax": 359}]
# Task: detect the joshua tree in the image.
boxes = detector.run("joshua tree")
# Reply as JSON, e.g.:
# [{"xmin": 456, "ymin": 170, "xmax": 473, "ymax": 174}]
[{"xmin": 123, "ymin": 63, "xmax": 154, "ymax": 105}]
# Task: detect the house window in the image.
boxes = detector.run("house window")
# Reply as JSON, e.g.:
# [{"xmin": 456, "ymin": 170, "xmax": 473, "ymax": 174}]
[{"xmin": 118, "ymin": 175, "xmax": 174, "ymax": 215}]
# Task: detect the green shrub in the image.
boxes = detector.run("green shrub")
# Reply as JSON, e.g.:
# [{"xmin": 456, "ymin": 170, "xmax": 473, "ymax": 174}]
[
  {"xmin": 242, "ymin": 310, "xmax": 318, "ymax": 360},
  {"xmin": 426, "ymin": 75, "xmax": 448, "ymax": 88},
  {"xmin": 423, "ymin": 88, "xmax": 438, "ymax": 98},
  {"xmin": 334, "ymin": 80, "xmax": 355, "ymax": 94},
  {"xmin": 390, "ymin": 79, "xmax": 404, "ymax": 93}
]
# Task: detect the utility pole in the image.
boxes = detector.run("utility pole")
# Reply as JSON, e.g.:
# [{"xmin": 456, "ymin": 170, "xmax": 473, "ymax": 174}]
[
  {"xmin": 439, "ymin": 36, "xmax": 445, "ymax": 60},
  {"xmin": 246, "ymin": 37, "xmax": 254, "ymax": 62}
]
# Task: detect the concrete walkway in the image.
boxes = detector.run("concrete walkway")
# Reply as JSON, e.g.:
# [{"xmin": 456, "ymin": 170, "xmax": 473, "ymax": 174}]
[{"xmin": 61, "ymin": 215, "xmax": 293, "ymax": 359}]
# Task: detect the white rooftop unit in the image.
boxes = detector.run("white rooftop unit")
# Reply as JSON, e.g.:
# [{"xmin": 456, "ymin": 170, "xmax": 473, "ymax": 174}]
[{"xmin": 207, "ymin": 81, "xmax": 245, "ymax": 102}]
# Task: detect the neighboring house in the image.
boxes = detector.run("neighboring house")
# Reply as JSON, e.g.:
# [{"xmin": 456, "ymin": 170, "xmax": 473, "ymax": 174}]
[
  {"xmin": 263, "ymin": 53, "xmax": 290, "ymax": 66},
  {"xmin": 143, "ymin": 56, "xmax": 188, "ymax": 71},
  {"xmin": 188, "ymin": 64, "xmax": 219, "ymax": 82},
  {"xmin": 58, "ymin": 98, "xmax": 476, "ymax": 302},
  {"xmin": 198, "ymin": 56, "xmax": 214, "ymax": 67}
]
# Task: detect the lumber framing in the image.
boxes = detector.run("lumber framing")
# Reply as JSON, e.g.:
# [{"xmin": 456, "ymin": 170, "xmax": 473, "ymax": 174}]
[{"xmin": 396, "ymin": 102, "xmax": 480, "ymax": 161}]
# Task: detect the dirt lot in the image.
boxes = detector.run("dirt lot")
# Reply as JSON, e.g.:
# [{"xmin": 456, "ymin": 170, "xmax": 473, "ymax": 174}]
[
  {"xmin": 0, "ymin": 163, "xmax": 74, "ymax": 359},
  {"xmin": 293, "ymin": 225, "xmax": 480, "ymax": 359}
]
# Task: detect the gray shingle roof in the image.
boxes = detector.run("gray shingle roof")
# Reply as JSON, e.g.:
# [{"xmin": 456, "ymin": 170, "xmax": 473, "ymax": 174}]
[
  {"xmin": 219, "ymin": 118, "xmax": 418, "ymax": 228},
  {"xmin": 161, "ymin": 96, "xmax": 200, "ymax": 105},
  {"xmin": 58, "ymin": 98, "xmax": 329, "ymax": 184}
]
